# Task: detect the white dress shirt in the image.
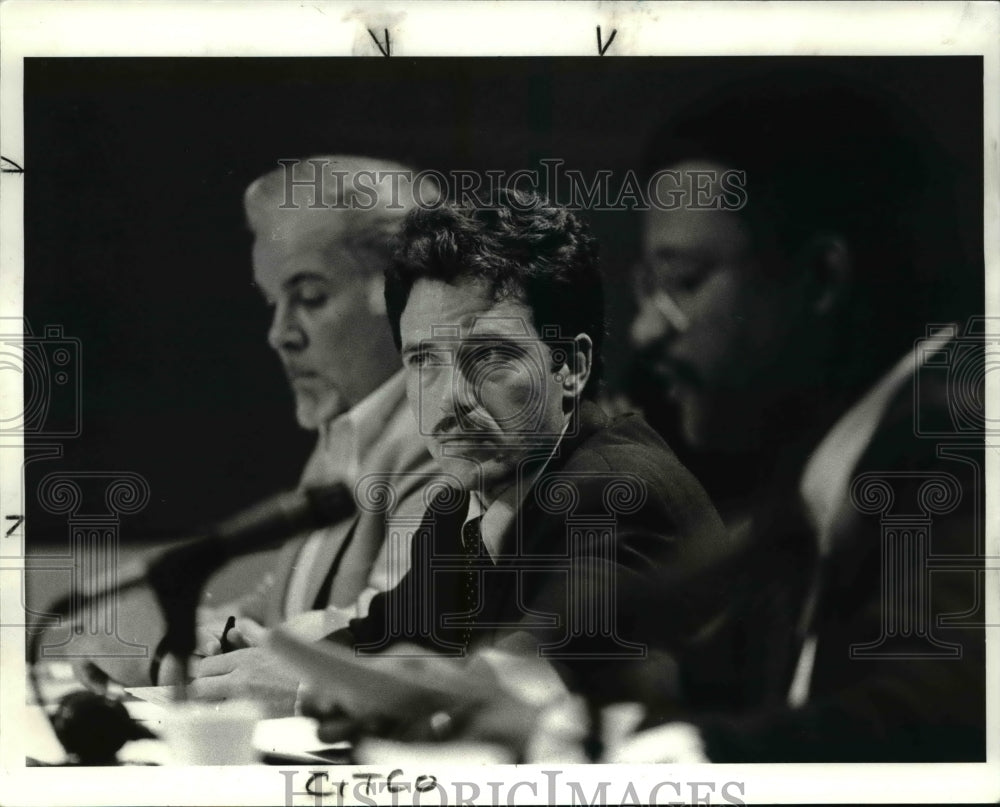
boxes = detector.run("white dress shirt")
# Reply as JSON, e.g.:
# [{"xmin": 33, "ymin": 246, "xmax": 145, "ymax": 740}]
[{"xmin": 283, "ymin": 371, "xmax": 418, "ymax": 634}]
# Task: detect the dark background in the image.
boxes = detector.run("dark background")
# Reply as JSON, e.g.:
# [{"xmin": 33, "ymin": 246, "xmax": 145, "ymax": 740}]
[{"xmin": 23, "ymin": 56, "xmax": 984, "ymax": 543}]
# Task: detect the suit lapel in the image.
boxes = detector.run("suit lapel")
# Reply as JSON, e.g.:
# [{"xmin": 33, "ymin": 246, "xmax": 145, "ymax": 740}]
[
  {"xmin": 292, "ymin": 387, "xmax": 437, "ymax": 614},
  {"xmin": 510, "ymin": 401, "xmax": 607, "ymax": 558},
  {"xmin": 265, "ymin": 534, "xmax": 309, "ymax": 624},
  {"xmin": 483, "ymin": 402, "xmax": 608, "ymax": 626}
]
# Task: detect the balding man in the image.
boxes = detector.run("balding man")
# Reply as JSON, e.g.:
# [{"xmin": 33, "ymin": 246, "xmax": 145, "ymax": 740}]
[{"xmin": 74, "ymin": 157, "xmax": 439, "ymax": 713}]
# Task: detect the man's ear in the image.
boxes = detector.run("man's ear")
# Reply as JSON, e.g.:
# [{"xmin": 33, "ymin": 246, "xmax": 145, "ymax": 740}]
[
  {"xmin": 556, "ymin": 334, "xmax": 593, "ymax": 402},
  {"xmin": 800, "ymin": 234, "xmax": 853, "ymax": 315}
]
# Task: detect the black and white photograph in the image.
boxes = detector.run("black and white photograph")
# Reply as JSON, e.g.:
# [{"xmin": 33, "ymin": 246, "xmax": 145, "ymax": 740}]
[{"xmin": 0, "ymin": 2, "xmax": 997, "ymax": 805}]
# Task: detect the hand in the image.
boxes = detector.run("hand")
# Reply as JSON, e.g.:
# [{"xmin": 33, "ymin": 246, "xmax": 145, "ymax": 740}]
[
  {"xmin": 452, "ymin": 691, "xmax": 540, "ymax": 752},
  {"xmin": 604, "ymin": 721, "xmax": 709, "ymax": 763},
  {"xmin": 155, "ymin": 622, "xmax": 233, "ymax": 686},
  {"xmin": 166, "ymin": 618, "xmax": 297, "ymax": 715},
  {"xmin": 221, "ymin": 617, "xmax": 268, "ymax": 650},
  {"xmin": 299, "ymin": 645, "xmax": 477, "ymax": 741},
  {"xmin": 70, "ymin": 659, "xmax": 112, "ymax": 694},
  {"xmin": 187, "ymin": 647, "xmax": 300, "ymax": 717}
]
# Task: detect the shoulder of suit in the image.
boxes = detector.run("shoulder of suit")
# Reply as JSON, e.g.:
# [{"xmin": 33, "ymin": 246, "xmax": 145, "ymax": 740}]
[
  {"xmin": 857, "ymin": 359, "xmax": 959, "ymax": 472},
  {"xmin": 556, "ymin": 411, "xmax": 693, "ymax": 502},
  {"xmin": 566, "ymin": 411, "xmax": 677, "ymax": 468}
]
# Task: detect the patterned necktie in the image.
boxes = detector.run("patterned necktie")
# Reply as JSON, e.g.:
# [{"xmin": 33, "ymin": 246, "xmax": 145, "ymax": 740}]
[{"xmin": 459, "ymin": 515, "xmax": 486, "ymax": 649}]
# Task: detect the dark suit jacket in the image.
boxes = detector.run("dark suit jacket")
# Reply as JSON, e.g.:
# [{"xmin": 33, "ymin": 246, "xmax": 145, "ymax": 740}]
[
  {"xmin": 677, "ymin": 359, "xmax": 986, "ymax": 762},
  {"xmin": 334, "ymin": 400, "xmax": 730, "ymax": 704}
]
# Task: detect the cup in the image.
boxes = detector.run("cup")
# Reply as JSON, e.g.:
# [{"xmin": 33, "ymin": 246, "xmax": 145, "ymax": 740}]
[{"xmin": 159, "ymin": 699, "xmax": 263, "ymax": 765}]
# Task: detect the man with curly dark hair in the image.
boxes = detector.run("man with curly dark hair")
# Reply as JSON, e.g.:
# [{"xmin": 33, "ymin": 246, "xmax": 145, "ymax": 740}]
[{"xmin": 315, "ymin": 188, "xmax": 731, "ymax": 736}]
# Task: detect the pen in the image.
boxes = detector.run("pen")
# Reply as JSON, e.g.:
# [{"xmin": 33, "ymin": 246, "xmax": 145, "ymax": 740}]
[{"xmin": 220, "ymin": 615, "xmax": 237, "ymax": 653}]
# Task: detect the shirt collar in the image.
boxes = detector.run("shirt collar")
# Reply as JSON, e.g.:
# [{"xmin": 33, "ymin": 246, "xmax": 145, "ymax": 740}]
[
  {"xmin": 337, "ymin": 370, "xmax": 408, "ymax": 463},
  {"xmin": 462, "ymin": 416, "xmax": 571, "ymax": 561},
  {"xmin": 301, "ymin": 371, "xmax": 407, "ymax": 488}
]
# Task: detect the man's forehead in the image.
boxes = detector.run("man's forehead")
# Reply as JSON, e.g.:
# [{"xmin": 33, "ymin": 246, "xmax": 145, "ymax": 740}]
[
  {"xmin": 251, "ymin": 235, "xmax": 357, "ymax": 289},
  {"xmin": 402, "ymin": 279, "xmax": 537, "ymax": 341},
  {"xmin": 646, "ymin": 158, "xmax": 746, "ymax": 242},
  {"xmin": 425, "ymin": 315, "xmax": 536, "ymax": 342},
  {"xmin": 643, "ymin": 205, "xmax": 746, "ymax": 244},
  {"xmin": 656, "ymin": 158, "xmax": 733, "ymax": 187},
  {"xmin": 249, "ymin": 204, "xmax": 354, "ymax": 248},
  {"xmin": 642, "ymin": 202, "xmax": 751, "ymax": 263}
]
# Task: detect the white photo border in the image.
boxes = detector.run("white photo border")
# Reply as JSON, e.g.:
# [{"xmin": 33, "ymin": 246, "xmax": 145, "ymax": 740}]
[{"xmin": 1, "ymin": 1, "xmax": 997, "ymax": 805}]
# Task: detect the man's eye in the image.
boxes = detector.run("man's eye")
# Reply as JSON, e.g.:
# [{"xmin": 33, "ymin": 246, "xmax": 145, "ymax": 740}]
[
  {"xmin": 655, "ymin": 258, "xmax": 709, "ymax": 294},
  {"xmin": 410, "ymin": 350, "xmax": 453, "ymax": 369},
  {"xmin": 409, "ymin": 352, "xmax": 442, "ymax": 369},
  {"xmin": 295, "ymin": 290, "xmax": 328, "ymax": 308}
]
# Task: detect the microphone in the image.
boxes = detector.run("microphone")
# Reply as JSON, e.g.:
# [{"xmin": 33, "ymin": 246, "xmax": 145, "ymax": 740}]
[
  {"xmin": 50, "ymin": 484, "xmax": 355, "ymax": 611},
  {"xmin": 43, "ymin": 483, "xmax": 353, "ymax": 659},
  {"xmin": 144, "ymin": 483, "xmax": 355, "ymax": 661},
  {"xmin": 199, "ymin": 482, "xmax": 355, "ymax": 553}
]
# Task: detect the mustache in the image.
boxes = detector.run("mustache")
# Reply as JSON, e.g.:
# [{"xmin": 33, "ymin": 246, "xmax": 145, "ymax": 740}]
[
  {"xmin": 431, "ymin": 415, "xmax": 462, "ymax": 439},
  {"xmin": 431, "ymin": 412, "xmax": 500, "ymax": 439},
  {"xmin": 630, "ymin": 347, "xmax": 698, "ymax": 388},
  {"xmin": 281, "ymin": 362, "xmax": 318, "ymax": 380}
]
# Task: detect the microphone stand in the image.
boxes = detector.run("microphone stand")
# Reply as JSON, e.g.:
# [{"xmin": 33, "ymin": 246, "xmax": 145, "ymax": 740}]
[
  {"xmin": 27, "ymin": 532, "xmax": 238, "ymax": 764},
  {"xmin": 143, "ymin": 533, "xmax": 231, "ymax": 694},
  {"xmin": 146, "ymin": 482, "xmax": 352, "ymax": 678},
  {"xmin": 28, "ymin": 483, "xmax": 353, "ymax": 761}
]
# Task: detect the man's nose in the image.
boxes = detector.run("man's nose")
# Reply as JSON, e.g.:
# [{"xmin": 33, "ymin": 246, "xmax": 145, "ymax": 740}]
[
  {"xmin": 267, "ymin": 301, "xmax": 306, "ymax": 352},
  {"xmin": 630, "ymin": 290, "xmax": 690, "ymax": 350},
  {"xmin": 437, "ymin": 362, "xmax": 478, "ymax": 418}
]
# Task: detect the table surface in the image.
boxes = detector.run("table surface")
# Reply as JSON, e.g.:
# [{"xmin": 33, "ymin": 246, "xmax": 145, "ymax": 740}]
[{"xmin": 25, "ymin": 662, "xmax": 349, "ymax": 766}]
